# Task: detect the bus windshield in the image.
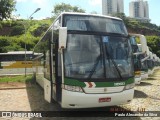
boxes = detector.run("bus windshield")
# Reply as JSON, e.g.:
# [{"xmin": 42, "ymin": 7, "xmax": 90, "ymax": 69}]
[
  {"xmin": 133, "ymin": 55, "xmax": 141, "ymax": 71},
  {"xmin": 129, "ymin": 37, "xmax": 142, "ymax": 71},
  {"xmin": 63, "ymin": 15, "xmax": 128, "ymax": 35},
  {"xmin": 147, "ymin": 59, "xmax": 153, "ymax": 69},
  {"xmin": 138, "ymin": 54, "xmax": 148, "ymax": 71},
  {"xmin": 64, "ymin": 34, "xmax": 133, "ymax": 80}
]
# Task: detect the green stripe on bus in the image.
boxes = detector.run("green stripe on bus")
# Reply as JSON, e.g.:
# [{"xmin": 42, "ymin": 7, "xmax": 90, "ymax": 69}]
[
  {"xmin": 94, "ymin": 78, "xmax": 134, "ymax": 87},
  {"xmin": 64, "ymin": 78, "xmax": 86, "ymax": 87},
  {"xmin": 125, "ymin": 78, "xmax": 135, "ymax": 84},
  {"xmin": 64, "ymin": 78, "xmax": 134, "ymax": 87}
]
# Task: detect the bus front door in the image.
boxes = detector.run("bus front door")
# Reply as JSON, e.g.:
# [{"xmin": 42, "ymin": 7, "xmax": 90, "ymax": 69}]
[
  {"xmin": 44, "ymin": 78, "xmax": 51, "ymax": 103},
  {"xmin": 44, "ymin": 51, "xmax": 52, "ymax": 103}
]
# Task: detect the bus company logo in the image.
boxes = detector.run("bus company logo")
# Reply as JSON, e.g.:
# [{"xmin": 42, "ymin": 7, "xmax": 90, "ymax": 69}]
[
  {"xmin": 2, "ymin": 112, "xmax": 12, "ymax": 118},
  {"xmin": 114, "ymin": 82, "xmax": 125, "ymax": 86},
  {"xmin": 85, "ymin": 82, "xmax": 96, "ymax": 88}
]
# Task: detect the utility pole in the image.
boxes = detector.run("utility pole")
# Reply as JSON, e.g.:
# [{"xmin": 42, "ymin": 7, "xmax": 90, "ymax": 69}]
[{"xmin": 24, "ymin": 8, "xmax": 41, "ymax": 77}]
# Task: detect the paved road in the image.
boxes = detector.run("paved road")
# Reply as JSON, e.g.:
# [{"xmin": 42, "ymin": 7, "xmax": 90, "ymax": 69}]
[
  {"xmin": 0, "ymin": 85, "xmax": 140, "ymax": 120},
  {"xmin": 0, "ymin": 68, "xmax": 33, "ymax": 76}
]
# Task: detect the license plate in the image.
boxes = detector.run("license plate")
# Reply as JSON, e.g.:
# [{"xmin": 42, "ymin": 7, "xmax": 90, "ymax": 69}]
[{"xmin": 99, "ymin": 97, "xmax": 111, "ymax": 103}]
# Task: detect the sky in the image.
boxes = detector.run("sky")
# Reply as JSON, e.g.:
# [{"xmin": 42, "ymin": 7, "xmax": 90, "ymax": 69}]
[{"xmin": 14, "ymin": 0, "xmax": 160, "ymax": 26}]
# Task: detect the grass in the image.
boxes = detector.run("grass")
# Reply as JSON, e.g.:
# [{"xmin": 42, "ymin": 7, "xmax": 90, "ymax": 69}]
[{"xmin": 0, "ymin": 75, "xmax": 33, "ymax": 83}]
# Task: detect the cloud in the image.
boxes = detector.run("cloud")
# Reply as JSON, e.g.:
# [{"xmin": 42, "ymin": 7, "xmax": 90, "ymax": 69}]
[{"xmin": 89, "ymin": 0, "xmax": 102, "ymax": 6}]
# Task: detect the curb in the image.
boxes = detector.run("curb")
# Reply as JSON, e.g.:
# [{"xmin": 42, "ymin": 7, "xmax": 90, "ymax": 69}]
[
  {"xmin": 0, "ymin": 73, "xmax": 33, "ymax": 77},
  {"xmin": 0, "ymin": 87, "xmax": 27, "ymax": 90},
  {"xmin": 0, "ymin": 83, "xmax": 33, "ymax": 90}
]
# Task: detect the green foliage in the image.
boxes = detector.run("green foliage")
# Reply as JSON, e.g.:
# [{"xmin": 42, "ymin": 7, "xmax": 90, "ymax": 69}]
[
  {"xmin": 0, "ymin": 18, "xmax": 52, "ymax": 53},
  {"xmin": 26, "ymin": 19, "xmax": 51, "ymax": 38},
  {"xmin": 0, "ymin": 35, "xmax": 39, "ymax": 53},
  {"xmin": 113, "ymin": 13, "xmax": 160, "ymax": 36},
  {"xmin": 0, "ymin": 0, "xmax": 16, "ymax": 21},
  {"xmin": 0, "ymin": 1, "xmax": 160, "ymax": 61},
  {"xmin": 146, "ymin": 36, "xmax": 160, "ymax": 57},
  {"xmin": 0, "ymin": 36, "xmax": 10, "ymax": 52},
  {"xmin": 10, "ymin": 25, "xmax": 25, "ymax": 36},
  {"xmin": 52, "ymin": 2, "xmax": 85, "ymax": 16},
  {"xmin": 112, "ymin": 13, "xmax": 129, "ymax": 26},
  {"xmin": 0, "ymin": 75, "xmax": 33, "ymax": 83},
  {"xmin": 31, "ymin": 23, "xmax": 49, "ymax": 37},
  {"xmin": 135, "ymin": 37, "xmax": 140, "ymax": 44},
  {"xmin": 127, "ymin": 19, "xmax": 160, "ymax": 36},
  {"xmin": 0, "ymin": 23, "xmax": 2, "ymax": 29}
]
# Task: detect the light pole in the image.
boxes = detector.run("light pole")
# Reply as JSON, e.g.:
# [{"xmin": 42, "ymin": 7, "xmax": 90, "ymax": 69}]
[{"xmin": 24, "ymin": 8, "xmax": 41, "ymax": 77}]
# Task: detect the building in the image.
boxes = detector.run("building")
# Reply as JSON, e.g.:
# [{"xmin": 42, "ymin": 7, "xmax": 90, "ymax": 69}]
[
  {"xmin": 129, "ymin": 0, "xmax": 150, "ymax": 22},
  {"xmin": 143, "ymin": 1, "xmax": 149, "ymax": 18},
  {"xmin": 102, "ymin": 0, "xmax": 124, "ymax": 15}
]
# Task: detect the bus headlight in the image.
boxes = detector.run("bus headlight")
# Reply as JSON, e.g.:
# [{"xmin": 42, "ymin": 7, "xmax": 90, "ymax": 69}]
[
  {"xmin": 62, "ymin": 84, "xmax": 84, "ymax": 93},
  {"xmin": 124, "ymin": 83, "xmax": 135, "ymax": 90}
]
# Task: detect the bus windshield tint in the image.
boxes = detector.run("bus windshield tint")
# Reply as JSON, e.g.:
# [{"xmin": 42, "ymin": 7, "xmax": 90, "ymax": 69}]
[
  {"xmin": 133, "ymin": 55, "xmax": 141, "ymax": 71},
  {"xmin": 64, "ymin": 34, "xmax": 134, "ymax": 79},
  {"xmin": 64, "ymin": 15, "xmax": 128, "ymax": 35},
  {"xmin": 103, "ymin": 36, "xmax": 133, "ymax": 78},
  {"xmin": 139, "ymin": 54, "xmax": 148, "ymax": 70},
  {"xmin": 64, "ymin": 34, "xmax": 105, "ymax": 79}
]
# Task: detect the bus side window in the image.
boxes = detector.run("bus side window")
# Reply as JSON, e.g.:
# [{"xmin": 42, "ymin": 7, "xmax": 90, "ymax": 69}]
[{"xmin": 44, "ymin": 51, "xmax": 50, "ymax": 80}]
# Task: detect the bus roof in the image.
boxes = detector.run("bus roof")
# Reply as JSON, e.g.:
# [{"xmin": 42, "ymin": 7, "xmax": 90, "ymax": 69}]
[{"xmin": 60, "ymin": 12, "xmax": 122, "ymax": 21}]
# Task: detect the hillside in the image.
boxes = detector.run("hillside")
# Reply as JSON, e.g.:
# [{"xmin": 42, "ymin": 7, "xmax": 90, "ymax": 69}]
[
  {"xmin": 0, "ymin": 18, "xmax": 160, "ymax": 57},
  {"xmin": 127, "ymin": 20, "xmax": 160, "ymax": 36},
  {"xmin": 0, "ymin": 19, "xmax": 52, "ymax": 53}
]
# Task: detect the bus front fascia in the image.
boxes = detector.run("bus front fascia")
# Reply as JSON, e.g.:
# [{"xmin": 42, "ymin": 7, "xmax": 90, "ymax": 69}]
[{"xmin": 57, "ymin": 27, "xmax": 135, "ymax": 108}]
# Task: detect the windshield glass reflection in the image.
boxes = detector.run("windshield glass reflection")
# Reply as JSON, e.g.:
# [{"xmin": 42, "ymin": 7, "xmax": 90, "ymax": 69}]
[{"xmin": 64, "ymin": 34, "xmax": 134, "ymax": 80}]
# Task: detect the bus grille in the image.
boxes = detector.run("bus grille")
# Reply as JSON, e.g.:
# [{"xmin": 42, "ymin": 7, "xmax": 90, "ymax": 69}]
[{"xmin": 83, "ymin": 86, "xmax": 124, "ymax": 94}]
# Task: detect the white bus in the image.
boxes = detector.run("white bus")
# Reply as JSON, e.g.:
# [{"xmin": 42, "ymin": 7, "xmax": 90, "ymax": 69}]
[
  {"xmin": 129, "ymin": 36, "xmax": 142, "ymax": 84},
  {"xmin": 33, "ymin": 12, "xmax": 135, "ymax": 108},
  {"xmin": 131, "ymin": 34, "xmax": 149, "ymax": 80}
]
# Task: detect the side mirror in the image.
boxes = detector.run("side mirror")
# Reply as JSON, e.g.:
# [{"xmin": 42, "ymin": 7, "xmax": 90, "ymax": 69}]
[{"xmin": 59, "ymin": 27, "xmax": 67, "ymax": 49}]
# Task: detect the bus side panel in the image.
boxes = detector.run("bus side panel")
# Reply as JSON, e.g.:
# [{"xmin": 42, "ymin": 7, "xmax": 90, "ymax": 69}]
[
  {"xmin": 44, "ymin": 77, "xmax": 51, "ymax": 103},
  {"xmin": 35, "ymin": 58, "xmax": 44, "ymax": 89}
]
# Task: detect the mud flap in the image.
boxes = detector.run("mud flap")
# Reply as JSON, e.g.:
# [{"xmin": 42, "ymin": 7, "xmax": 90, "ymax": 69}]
[{"xmin": 44, "ymin": 78, "xmax": 51, "ymax": 103}]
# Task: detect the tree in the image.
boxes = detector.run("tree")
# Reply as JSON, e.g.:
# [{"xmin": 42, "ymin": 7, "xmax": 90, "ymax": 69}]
[
  {"xmin": 146, "ymin": 36, "xmax": 160, "ymax": 57},
  {"xmin": 112, "ymin": 13, "xmax": 129, "ymax": 26},
  {"xmin": 10, "ymin": 25, "xmax": 25, "ymax": 36},
  {"xmin": 158, "ymin": 26, "xmax": 160, "ymax": 31},
  {"xmin": 30, "ymin": 23, "xmax": 49, "ymax": 37},
  {"xmin": 52, "ymin": 3, "xmax": 85, "ymax": 16},
  {"xmin": 0, "ymin": 36, "xmax": 11, "ymax": 52},
  {"xmin": 0, "ymin": 0, "xmax": 16, "ymax": 21}
]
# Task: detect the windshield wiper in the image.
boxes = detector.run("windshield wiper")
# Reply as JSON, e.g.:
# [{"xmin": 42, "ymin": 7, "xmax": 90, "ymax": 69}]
[
  {"xmin": 105, "ymin": 46, "xmax": 123, "ymax": 80},
  {"xmin": 88, "ymin": 55, "xmax": 101, "ymax": 79}
]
